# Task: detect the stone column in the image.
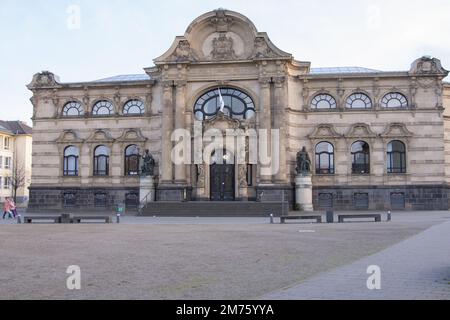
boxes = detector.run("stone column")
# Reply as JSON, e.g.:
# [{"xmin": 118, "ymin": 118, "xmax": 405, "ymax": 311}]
[
  {"xmin": 273, "ymin": 76, "xmax": 287, "ymax": 184},
  {"xmin": 295, "ymin": 174, "xmax": 314, "ymax": 212},
  {"xmin": 174, "ymin": 81, "xmax": 187, "ymax": 184},
  {"xmin": 259, "ymin": 78, "xmax": 272, "ymax": 184},
  {"xmin": 161, "ymin": 81, "xmax": 174, "ymax": 183}
]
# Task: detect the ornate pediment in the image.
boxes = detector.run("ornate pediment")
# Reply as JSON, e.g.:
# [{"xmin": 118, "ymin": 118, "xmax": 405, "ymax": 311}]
[
  {"xmin": 203, "ymin": 111, "xmax": 243, "ymax": 132},
  {"xmin": 346, "ymin": 123, "xmax": 378, "ymax": 138},
  {"xmin": 27, "ymin": 71, "xmax": 61, "ymax": 89},
  {"xmin": 308, "ymin": 124, "xmax": 343, "ymax": 139},
  {"xmin": 154, "ymin": 9, "xmax": 293, "ymax": 64},
  {"xmin": 55, "ymin": 130, "xmax": 84, "ymax": 144},
  {"xmin": 116, "ymin": 129, "xmax": 147, "ymax": 143},
  {"xmin": 381, "ymin": 123, "xmax": 413, "ymax": 138},
  {"xmin": 86, "ymin": 130, "xmax": 115, "ymax": 143},
  {"xmin": 410, "ymin": 56, "xmax": 449, "ymax": 76}
]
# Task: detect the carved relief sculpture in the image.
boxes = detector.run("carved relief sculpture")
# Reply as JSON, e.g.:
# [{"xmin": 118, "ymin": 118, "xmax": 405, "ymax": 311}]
[
  {"xmin": 253, "ymin": 37, "xmax": 277, "ymax": 59},
  {"xmin": 211, "ymin": 32, "xmax": 237, "ymax": 60}
]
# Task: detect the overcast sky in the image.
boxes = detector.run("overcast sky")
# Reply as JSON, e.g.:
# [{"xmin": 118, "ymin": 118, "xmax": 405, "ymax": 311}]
[{"xmin": 1, "ymin": 0, "xmax": 449, "ymax": 125}]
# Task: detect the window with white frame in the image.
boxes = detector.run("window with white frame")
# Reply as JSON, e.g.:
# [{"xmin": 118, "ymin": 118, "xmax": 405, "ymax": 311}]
[
  {"xmin": 4, "ymin": 137, "xmax": 10, "ymax": 150},
  {"xmin": 3, "ymin": 177, "xmax": 11, "ymax": 189},
  {"xmin": 0, "ymin": 156, "xmax": 3, "ymax": 168},
  {"xmin": 5, "ymin": 157, "xmax": 11, "ymax": 169}
]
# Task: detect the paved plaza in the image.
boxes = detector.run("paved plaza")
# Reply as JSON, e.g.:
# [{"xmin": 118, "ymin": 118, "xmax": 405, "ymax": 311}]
[{"xmin": 0, "ymin": 211, "xmax": 449, "ymax": 300}]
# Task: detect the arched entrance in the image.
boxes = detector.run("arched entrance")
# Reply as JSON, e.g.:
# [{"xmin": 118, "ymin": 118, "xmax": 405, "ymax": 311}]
[{"xmin": 210, "ymin": 150, "xmax": 235, "ymax": 201}]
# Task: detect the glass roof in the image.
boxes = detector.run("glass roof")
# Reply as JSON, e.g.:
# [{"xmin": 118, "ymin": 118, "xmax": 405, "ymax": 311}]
[
  {"xmin": 310, "ymin": 67, "xmax": 381, "ymax": 74},
  {"xmin": 90, "ymin": 67, "xmax": 383, "ymax": 84},
  {"xmin": 92, "ymin": 74, "xmax": 151, "ymax": 83}
]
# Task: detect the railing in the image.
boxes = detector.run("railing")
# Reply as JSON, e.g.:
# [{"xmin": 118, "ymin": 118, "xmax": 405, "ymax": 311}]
[{"xmin": 138, "ymin": 191, "xmax": 153, "ymax": 215}]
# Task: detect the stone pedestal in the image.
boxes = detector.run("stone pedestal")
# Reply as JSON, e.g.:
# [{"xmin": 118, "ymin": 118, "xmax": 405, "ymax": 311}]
[
  {"xmin": 140, "ymin": 176, "xmax": 155, "ymax": 206},
  {"xmin": 295, "ymin": 174, "xmax": 314, "ymax": 212}
]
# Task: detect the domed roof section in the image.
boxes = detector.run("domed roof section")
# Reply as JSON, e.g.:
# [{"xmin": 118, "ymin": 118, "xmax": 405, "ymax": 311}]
[{"xmin": 154, "ymin": 8, "xmax": 292, "ymax": 64}]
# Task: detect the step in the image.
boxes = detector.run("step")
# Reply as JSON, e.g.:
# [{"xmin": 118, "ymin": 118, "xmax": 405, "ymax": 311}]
[{"xmin": 140, "ymin": 202, "xmax": 289, "ymax": 217}]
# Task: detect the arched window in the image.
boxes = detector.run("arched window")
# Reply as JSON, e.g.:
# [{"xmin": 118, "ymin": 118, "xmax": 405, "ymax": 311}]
[
  {"xmin": 311, "ymin": 94, "xmax": 337, "ymax": 110},
  {"xmin": 63, "ymin": 146, "xmax": 79, "ymax": 176},
  {"xmin": 381, "ymin": 93, "xmax": 408, "ymax": 108},
  {"xmin": 92, "ymin": 100, "xmax": 114, "ymax": 116},
  {"xmin": 62, "ymin": 101, "xmax": 84, "ymax": 117},
  {"xmin": 123, "ymin": 100, "xmax": 145, "ymax": 115},
  {"xmin": 387, "ymin": 141, "xmax": 406, "ymax": 173},
  {"xmin": 315, "ymin": 142, "xmax": 335, "ymax": 174},
  {"xmin": 94, "ymin": 145, "xmax": 110, "ymax": 176},
  {"xmin": 194, "ymin": 88, "xmax": 256, "ymax": 121},
  {"xmin": 346, "ymin": 93, "xmax": 372, "ymax": 109},
  {"xmin": 351, "ymin": 141, "xmax": 370, "ymax": 174},
  {"xmin": 125, "ymin": 145, "xmax": 140, "ymax": 176}
]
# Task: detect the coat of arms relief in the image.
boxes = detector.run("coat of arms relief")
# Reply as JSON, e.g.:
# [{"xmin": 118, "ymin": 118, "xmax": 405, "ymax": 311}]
[{"xmin": 210, "ymin": 32, "xmax": 237, "ymax": 60}]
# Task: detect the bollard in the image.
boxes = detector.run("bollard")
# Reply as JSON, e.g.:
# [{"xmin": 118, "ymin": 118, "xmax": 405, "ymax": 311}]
[
  {"xmin": 17, "ymin": 214, "xmax": 22, "ymax": 224},
  {"xmin": 387, "ymin": 211, "xmax": 392, "ymax": 222},
  {"xmin": 116, "ymin": 214, "xmax": 121, "ymax": 224},
  {"xmin": 270, "ymin": 214, "xmax": 274, "ymax": 224}
]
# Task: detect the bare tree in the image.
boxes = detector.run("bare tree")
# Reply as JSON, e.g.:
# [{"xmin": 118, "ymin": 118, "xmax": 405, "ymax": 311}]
[{"xmin": 7, "ymin": 157, "xmax": 27, "ymax": 203}]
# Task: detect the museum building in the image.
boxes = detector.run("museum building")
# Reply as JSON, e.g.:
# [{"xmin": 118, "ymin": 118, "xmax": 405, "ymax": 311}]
[{"xmin": 27, "ymin": 9, "xmax": 450, "ymax": 213}]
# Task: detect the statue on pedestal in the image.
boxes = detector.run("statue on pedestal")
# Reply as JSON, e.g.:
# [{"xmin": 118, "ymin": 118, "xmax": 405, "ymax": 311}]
[
  {"xmin": 141, "ymin": 150, "xmax": 155, "ymax": 177},
  {"xmin": 296, "ymin": 147, "xmax": 311, "ymax": 175}
]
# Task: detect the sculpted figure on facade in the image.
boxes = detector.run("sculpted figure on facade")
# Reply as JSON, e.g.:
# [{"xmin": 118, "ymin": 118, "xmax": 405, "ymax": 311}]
[
  {"xmin": 141, "ymin": 150, "xmax": 156, "ymax": 177},
  {"xmin": 253, "ymin": 37, "xmax": 277, "ymax": 59},
  {"xmin": 171, "ymin": 40, "xmax": 194, "ymax": 62},
  {"xmin": 296, "ymin": 147, "xmax": 312, "ymax": 175}
]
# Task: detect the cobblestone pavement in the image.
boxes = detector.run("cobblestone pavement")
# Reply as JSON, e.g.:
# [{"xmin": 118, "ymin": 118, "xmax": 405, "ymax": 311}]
[{"xmin": 261, "ymin": 220, "xmax": 450, "ymax": 300}]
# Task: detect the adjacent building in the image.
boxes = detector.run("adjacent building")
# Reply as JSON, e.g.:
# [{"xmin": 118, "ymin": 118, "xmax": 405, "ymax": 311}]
[
  {"xmin": 0, "ymin": 121, "xmax": 33, "ymax": 205},
  {"xmin": 27, "ymin": 9, "xmax": 450, "ymax": 212}
]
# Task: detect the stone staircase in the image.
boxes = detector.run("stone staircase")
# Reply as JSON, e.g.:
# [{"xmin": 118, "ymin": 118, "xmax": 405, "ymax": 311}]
[{"xmin": 139, "ymin": 201, "xmax": 289, "ymax": 217}]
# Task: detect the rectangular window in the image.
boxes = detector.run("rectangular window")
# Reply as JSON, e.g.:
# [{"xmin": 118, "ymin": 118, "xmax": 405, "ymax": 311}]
[
  {"xmin": 318, "ymin": 193, "xmax": 334, "ymax": 209},
  {"xmin": 354, "ymin": 193, "xmax": 369, "ymax": 210},
  {"xmin": 4, "ymin": 137, "xmax": 10, "ymax": 150},
  {"xmin": 0, "ymin": 156, "xmax": 2, "ymax": 168},
  {"xmin": 3, "ymin": 177, "xmax": 11, "ymax": 190},
  {"xmin": 63, "ymin": 193, "xmax": 77, "ymax": 207},
  {"xmin": 390, "ymin": 193, "xmax": 406, "ymax": 210},
  {"xmin": 5, "ymin": 157, "xmax": 11, "ymax": 169},
  {"xmin": 125, "ymin": 193, "xmax": 139, "ymax": 209},
  {"xmin": 94, "ymin": 193, "xmax": 107, "ymax": 207}
]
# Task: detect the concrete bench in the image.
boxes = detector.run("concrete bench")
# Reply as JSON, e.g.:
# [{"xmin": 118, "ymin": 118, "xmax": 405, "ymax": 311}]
[
  {"xmin": 24, "ymin": 216, "xmax": 60, "ymax": 224},
  {"xmin": 281, "ymin": 215, "xmax": 322, "ymax": 224},
  {"xmin": 72, "ymin": 216, "xmax": 112, "ymax": 224},
  {"xmin": 338, "ymin": 214, "xmax": 382, "ymax": 223}
]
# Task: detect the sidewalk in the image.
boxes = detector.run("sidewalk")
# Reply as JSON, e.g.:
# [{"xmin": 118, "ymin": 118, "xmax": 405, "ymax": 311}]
[{"xmin": 261, "ymin": 220, "xmax": 450, "ymax": 300}]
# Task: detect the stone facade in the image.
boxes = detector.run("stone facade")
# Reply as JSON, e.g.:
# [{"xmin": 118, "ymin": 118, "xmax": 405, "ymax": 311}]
[{"xmin": 27, "ymin": 9, "xmax": 450, "ymax": 211}]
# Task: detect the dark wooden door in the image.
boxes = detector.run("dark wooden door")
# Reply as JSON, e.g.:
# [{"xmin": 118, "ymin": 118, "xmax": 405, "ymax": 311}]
[{"xmin": 210, "ymin": 164, "xmax": 235, "ymax": 201}]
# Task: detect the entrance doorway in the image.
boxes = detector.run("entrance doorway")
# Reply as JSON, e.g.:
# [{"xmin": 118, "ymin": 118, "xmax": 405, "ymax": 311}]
[{"xmin": 210, "ymin": 163, "xmax": 235, "ymax": 201}]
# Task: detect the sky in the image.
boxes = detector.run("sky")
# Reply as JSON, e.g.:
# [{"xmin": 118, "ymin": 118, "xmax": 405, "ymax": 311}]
[{"xmin": 1, "ymin": 0, "xmax": 449, "ymax": 125}]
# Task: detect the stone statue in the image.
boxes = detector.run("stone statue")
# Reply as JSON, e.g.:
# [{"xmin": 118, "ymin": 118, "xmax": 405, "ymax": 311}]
[
  {"xmin": 296, "ymin": 147, "xmax": 311, "ymax": 175},
  {"xmin": 141, "ymin": 150, "xmax": 155, "ymax": 177}
]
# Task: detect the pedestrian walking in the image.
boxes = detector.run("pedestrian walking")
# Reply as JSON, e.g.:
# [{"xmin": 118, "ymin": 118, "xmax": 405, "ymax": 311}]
[{"xmin": 2, "ymin": 198, "xmax": 13, "ymax": 219}]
